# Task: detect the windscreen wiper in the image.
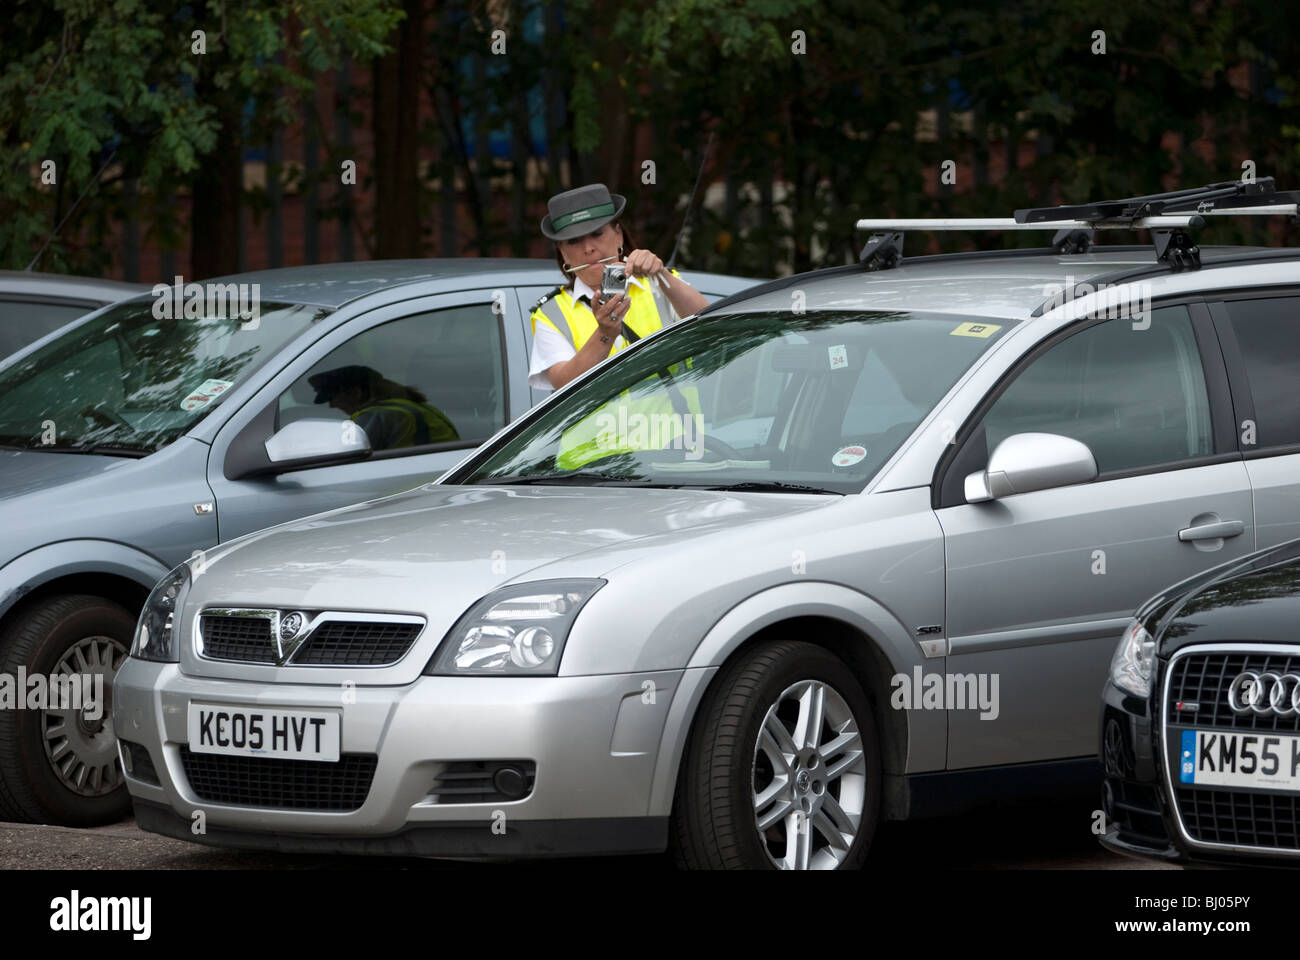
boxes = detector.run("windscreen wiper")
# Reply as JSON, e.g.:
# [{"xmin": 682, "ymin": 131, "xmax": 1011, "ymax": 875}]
[
  {"xmin": 489, "ymin": 471, "xmax": 660, "ymax": 486},
  {"xmin": 702, "ymin": 480, "xmax": 844, "ymax": 495},
  {"xmin": 37, "ymin": 443, "xmax": 150, "ymax": 458},
  {"xmin": 78, "ymin": 444, "xmax": 149, "ymax": 458}
]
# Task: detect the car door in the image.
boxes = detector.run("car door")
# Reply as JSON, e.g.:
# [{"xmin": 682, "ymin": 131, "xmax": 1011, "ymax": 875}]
[
  {"xmin": 936, "ymin": 302, "xmax": 1254, "ymax": 768},
  {"xmin": 1209, "ymin": 294, "xmax": 1300, "ymax": 549},
  {"xmin": 207, "ymin": 291, "xmax": 522, "ymax": 543}
]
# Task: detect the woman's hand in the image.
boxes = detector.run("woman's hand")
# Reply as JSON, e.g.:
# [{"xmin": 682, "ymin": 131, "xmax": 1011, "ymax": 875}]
[
  {"xmin": 592, "ymin": 290, "xmax": 628, "ymax": 340},
  {"xmin": 623, "ymin": 248, "xmax": 665, "ymax": 278}
]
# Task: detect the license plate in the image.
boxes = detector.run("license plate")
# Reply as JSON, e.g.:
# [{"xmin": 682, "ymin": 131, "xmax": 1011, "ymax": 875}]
[
  {"xmin": 187, "ymin": 704, "xmax": 340, "ymax": 762},
  {"xmin": 1179, "ymin": 729, "xmax": 1300, "ymax": 791}
]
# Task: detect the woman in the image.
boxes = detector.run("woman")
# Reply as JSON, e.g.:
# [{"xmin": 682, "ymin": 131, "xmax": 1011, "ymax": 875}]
[{"xmin": 529, "ymin": 183, "xmax": 710, "ymax": 391}]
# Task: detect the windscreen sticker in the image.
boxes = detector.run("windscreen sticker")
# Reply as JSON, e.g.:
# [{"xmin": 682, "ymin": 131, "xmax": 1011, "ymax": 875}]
[
  {"xmin": 832, "ymin": 445, "xmax": 867, "ymax": 467},
  {"xmin": 181, "ymin": 378, "xmax": 234, "ymax": 412},
  {"xmin": 951, "ymin": 321, "xmax": 1001, "ymax": 339},
  {"xmin": 828, "ymin": 344, "xmax": 848, "ymax": 370}
]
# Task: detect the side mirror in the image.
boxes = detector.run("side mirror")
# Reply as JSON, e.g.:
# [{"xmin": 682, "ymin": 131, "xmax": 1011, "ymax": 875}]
[
  {"xmin": 264, "ymin": 418, "xmax": 371, "ymax": 472},
  {"xmin": 964, "ymin": 432, "xmax": 1097, "ymax": 503}
]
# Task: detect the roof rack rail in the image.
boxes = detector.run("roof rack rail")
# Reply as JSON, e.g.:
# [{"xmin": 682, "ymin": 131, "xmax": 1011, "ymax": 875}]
[{"xmin": 855, "ymin": 178, "xmax": 1298, "ymax": 274}]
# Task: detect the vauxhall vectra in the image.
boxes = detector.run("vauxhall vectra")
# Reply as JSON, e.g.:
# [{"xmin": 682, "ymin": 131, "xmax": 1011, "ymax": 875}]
[{"xmin": 115, "ymin": 183, "xmax": 1300, "ymax": 868}]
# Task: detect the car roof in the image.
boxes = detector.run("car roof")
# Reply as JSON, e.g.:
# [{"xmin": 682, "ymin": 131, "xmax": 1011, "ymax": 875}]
[
  {"xmin": 181, "ymin": 259, "xmax": 554, "ymax": 308},
  {"xmin": 0, "ymin": 270, "xmax": 146, "ymax": 303},
  {"xmin": 104, "ymin": 259, "xmax": 757, "ymax": 311},
  {"xmin": 704, "ymin": 245, "xmax": 1297, "ymax": 321}
]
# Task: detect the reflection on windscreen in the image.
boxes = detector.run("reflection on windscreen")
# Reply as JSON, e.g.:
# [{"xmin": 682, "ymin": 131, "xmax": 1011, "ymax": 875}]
[
  {"xmin": 0, "ymin": 300, "xmax": 327, "ymax": 453},
  {"xmin": 462, "ymin": 310, "xmax": 1015, "ymax": 494}
]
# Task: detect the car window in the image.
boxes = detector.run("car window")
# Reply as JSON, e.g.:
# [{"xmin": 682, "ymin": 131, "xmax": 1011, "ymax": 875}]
[
  {"xmin": 277, "ymin": 303, "xmax": 504, "ymax": 452},
  {"xmin": 0, "ymin": 299, "xmax": 324, "ymax": 453},
  {"xmin": 1223, "ymin": 297, "xmax": 1300, "ymax": 448},
  {"xmin": 0, "ymin": 300, "xmax": 95, "ymax": 358},
  {"xmin": 457, "ymin": 310, "xmax": 1017, "ymax": 493},
  {"xmin": 980, "ymin": 305, "xmax": 1212, "ymax": 474}
]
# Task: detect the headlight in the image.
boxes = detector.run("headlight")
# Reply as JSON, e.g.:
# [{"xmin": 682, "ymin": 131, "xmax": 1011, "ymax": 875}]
[
  {"xmin": 425, "ymin": 579, "xmax": 604, "ymax": 676},
  {"xmin": 1109, "ymin": 618, "xmax": 1157, "ymax": 697},
  {"xmin": 132, "ymin": 563, "xmax": 191, "ymax": 662}
]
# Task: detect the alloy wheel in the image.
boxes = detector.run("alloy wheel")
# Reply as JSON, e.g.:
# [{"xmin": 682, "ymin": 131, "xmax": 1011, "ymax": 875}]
[{"xmin": 751, "ymin": 678, "xmax": 867, "ymax": 869}]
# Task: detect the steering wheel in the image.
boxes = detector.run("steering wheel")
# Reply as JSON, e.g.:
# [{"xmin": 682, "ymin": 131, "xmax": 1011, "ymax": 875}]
[
  {"xmin": 700, "ymin": 433, "xmax": 746, "ymax": 461},
  {"xmin": 661, "ymin": 431, "xmax": 746, "ymax": 461}
]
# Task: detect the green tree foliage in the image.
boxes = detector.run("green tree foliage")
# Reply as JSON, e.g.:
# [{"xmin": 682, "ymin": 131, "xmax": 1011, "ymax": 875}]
[
  {"xmin": 1, "ymin": 0, "xmax": 401, "ymax": 272},
  {"xmin": 3, "ymin": 0, "xmax": 1296, "ymax": 276}
]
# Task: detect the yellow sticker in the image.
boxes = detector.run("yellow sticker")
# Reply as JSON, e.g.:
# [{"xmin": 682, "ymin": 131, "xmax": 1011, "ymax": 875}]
[{"xmin": 951, "ymin": 321, "xmax": 1001, "ymax": 339}]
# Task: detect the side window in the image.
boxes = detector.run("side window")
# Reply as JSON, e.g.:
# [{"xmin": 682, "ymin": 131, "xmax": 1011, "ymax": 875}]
[
  {"xmin": 277, "ymin": 304, "xmax": 504, "ymax": 453},
  {"xmin": 979, "ymin": 306, "xmax": 1212, "ymax": 474},
  {"xmin": 1223, "ymin": 297, "xmax": 1300, "ymax": 448}
]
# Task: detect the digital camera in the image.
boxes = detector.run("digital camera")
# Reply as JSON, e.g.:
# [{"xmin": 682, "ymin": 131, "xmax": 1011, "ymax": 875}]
[{"xmin": 600, "ymin": 263, "xmax": 629, "ymax": 299}]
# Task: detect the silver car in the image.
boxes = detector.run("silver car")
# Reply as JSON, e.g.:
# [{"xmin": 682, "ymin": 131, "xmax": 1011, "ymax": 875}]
[
  {"xmin": 0, "ymin": 259, "xmax": 757, "ymax": 826},
  {"xmin": 116, "ymin": 238, "xmax": 1300, "ymax": 868}
]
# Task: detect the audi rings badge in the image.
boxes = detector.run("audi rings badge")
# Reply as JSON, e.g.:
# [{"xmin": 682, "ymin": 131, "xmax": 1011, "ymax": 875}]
[{"xmin": 1227, "ymin": 671, "xmax": 1300, "ymax": 717}]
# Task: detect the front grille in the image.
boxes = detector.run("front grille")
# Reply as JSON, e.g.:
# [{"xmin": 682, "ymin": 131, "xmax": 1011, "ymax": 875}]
[
  {"xmin": 180, "ymin": 748, "xmax": 377, "ymax": 810},
  {"xmin": 199, "ymin": 612, "xmax": 422, "ymax": 666},
  {"xmin": 294, "ymin": 621, "xmax": 422, "ymax": 665},
  {"xmin": 1175, "ymin": 786, "xmax": 1300, "ymax": 850},
  {"xmin": 199, "ymin": 615, "xmax": 275, "ymax": 663},
  {"xmin": 1166, "ymin": 651, "xmax": 1300, "ymax": 732},
  {"xmin": 1168, "ymin": 648, "xmax": 1300, "ymax": 852}
]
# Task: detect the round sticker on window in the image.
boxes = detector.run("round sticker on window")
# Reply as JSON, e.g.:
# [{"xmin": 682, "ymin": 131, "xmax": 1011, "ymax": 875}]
[{"xmin": 832, "ymin": 445, "xmax": 867, "ymax": 467}]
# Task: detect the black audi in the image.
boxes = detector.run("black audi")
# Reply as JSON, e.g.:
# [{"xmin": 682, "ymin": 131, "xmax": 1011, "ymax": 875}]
[{"xmin": 1100, "ymin": 537, "xmax": 1300, "ymax": 866}]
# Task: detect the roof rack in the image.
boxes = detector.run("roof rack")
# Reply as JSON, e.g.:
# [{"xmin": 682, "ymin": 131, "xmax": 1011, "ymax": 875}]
[{"xmin": 856, "ymin": 178, "xmax": 1299, "ymax": 273}]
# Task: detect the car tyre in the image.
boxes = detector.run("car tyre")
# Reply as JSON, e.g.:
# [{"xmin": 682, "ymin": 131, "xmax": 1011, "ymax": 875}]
[
  {"xmin": 0, "ymin": 595, "xmax": 133, "ymax": 826},
  {"xmin": 671, "ymin": 639, "xmax": 881, "ymax": 869}
]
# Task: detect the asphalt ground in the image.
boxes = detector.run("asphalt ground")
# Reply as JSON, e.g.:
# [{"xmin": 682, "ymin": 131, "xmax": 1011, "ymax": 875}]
[{"xmin": 0, "ymin": 795, "xmax": 1175, "ymax": 870}]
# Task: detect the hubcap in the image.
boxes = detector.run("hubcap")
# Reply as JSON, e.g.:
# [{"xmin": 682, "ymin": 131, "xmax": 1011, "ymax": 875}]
[
  {"xmin": 41, "ymin": 636, "xmax": 127, "ymax": 797},
  {"xmin": 752, "ymin": 678, "xmax": 867, "ymax": 869}
]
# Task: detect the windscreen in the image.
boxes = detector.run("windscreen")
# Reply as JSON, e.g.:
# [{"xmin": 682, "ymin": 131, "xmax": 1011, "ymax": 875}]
[
  {"xmin": 0, "ymin": 298, "xmax": 328, "ymax": 455},
  {"xmin": 459, "ymin": 310, "xmax": 1015, "ymax": 494}
]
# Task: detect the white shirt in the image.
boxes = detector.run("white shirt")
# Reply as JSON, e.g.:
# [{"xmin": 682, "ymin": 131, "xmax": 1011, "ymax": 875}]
[{"xmin": 528, "ymin": 274, "xmax": 660, "ymax": 392}]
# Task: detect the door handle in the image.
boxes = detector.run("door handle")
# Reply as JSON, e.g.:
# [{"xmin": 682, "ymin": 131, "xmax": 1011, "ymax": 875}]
[{"xmin": 1178, "ymin": 519, "xmax": 1246, "ymax": 542}]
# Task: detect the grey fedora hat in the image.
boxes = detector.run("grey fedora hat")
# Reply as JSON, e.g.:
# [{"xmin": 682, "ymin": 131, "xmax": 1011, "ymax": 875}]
[{"xmin": 541, "ymin": 183, "xmax": 627, "ymax": 241}]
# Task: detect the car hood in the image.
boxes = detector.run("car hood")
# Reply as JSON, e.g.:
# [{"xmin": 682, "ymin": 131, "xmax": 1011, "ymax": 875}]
[
  {"xmin": 0, "ymin": 447, "xmax": 135, "ymax": 501},
  {"xmin": 0, "ymin": 441, "xmax": 216, "ymax": 573},
  {"xmin": 190, "ymin": 483, "xmax": 833, "ymax": 615},
  {"xmin": 1144, "ymin": 538, "xmax": 1300, "ymax": 649},
  {"xmin": 1153, "ymin": 540, "xmax": 1300, "ymax": 656}
]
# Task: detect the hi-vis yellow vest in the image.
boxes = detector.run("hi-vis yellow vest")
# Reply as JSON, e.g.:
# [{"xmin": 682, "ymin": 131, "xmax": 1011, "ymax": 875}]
[
  {"xmin": 355, "ymin": 397, "xmax": 458, "ymax": 447},
  {"xmin": 529, "ymin": 272, "xmax": 679, "ymax": 356},
  {"xmin": 529, "ymin": 274, "xmax": 701, "ymax": 470}
]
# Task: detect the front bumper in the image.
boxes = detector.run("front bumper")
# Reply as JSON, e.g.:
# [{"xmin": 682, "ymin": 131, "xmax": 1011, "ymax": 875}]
[
  {"xmin": 132, "ymin": 799, "xmax": 666, "ymax": 857},
  {"xmin": 114, "ymin": 657, "xmax": 688, "ymax": 858},
  {"xmin": 1099, "ymin": 676, "xmax": 1300, "ymax": 869}
]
